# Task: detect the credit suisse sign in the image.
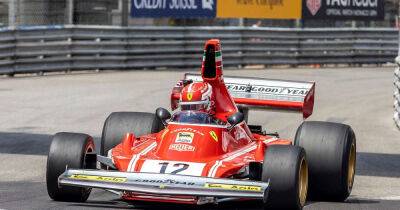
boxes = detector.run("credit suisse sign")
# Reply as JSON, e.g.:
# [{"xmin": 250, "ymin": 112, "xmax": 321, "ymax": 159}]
[{"xmin": 131, "ymin": 0, "xmax": 216, "ymax": 18}]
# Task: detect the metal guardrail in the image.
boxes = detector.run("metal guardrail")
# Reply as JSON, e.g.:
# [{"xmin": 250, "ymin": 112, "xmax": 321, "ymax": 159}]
[
  {"xmin": 0, "ymin": 25, "xmax": 398, "ymax": 75},
  {"xmin": 395, "ymin": 56, "xmax": 400, "ymax": 129}
]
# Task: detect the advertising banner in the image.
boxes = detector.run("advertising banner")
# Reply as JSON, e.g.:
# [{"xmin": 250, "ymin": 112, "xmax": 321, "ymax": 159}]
[
  {"xmin": 302, "ymin": 0, "xmax": 384, "ymax": 20},
  {"xmin": 217, "ymin": 0, "xmax": 302, "ymax": 19},
  {"xmin": 131, "ymin": 0, "xmax": 216, "ymax": 18}
]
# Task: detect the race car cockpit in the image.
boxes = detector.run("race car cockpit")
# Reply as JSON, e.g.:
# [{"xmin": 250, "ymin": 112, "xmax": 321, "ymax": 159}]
[{"xmin": 171, "ymin": 111, "xmax": 217, "ymax": 125}]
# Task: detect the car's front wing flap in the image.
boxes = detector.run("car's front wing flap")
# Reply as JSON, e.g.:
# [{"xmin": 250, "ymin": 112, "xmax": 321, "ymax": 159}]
[{"xmin": 59, "ymin": 169, "xmax": 269, "ymax": 199}]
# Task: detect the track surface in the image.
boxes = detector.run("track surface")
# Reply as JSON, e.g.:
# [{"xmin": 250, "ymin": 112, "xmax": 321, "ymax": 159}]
[{"xmin": 0, "ymin": 67, "xmax": 400, "ymax": 210}]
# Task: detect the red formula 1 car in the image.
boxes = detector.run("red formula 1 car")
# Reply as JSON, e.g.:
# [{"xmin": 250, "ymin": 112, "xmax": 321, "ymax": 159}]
[{"xmin": 46, "ymin": 39, "xmax": 356, "ymax": 210}]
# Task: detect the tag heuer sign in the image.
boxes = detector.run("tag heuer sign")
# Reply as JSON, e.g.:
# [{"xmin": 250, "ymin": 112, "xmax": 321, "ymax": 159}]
[
  {"xmin": 306, "ymin": 0, "xmax": 322, "ymax": 16},
  {"xmin": 302, "ymin": 0, "xmax": 384, "ymax": 20}
]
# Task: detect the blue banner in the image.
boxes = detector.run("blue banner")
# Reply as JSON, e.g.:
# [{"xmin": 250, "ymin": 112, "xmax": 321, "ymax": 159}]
[{"xmin": 131, "ymin": 0, "xmax": 216, "ymax": 18}]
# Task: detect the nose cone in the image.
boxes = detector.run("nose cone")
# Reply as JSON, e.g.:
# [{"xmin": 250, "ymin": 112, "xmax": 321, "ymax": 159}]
[{"xmin": 155, "ymin": 124, "xmax": 224, "ymax": 161}]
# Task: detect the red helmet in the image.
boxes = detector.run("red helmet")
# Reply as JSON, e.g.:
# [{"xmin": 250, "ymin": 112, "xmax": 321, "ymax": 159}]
[{"xmin": 180, "ymin": 82, "xmax": 213, "ymax": 113}]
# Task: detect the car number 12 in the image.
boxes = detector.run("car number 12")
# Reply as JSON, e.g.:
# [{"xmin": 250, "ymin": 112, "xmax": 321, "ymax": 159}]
[
  {"xmin": 140, "ymin": 160, "xmax": 206, "ymax": 176},
  {"xmin": 158, "ymin": 162, "xmax": 189, "ymax": 174}
]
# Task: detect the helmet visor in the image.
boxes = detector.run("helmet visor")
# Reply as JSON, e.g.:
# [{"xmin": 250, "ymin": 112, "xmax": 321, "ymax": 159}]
[{"xmin": 180, "ymin": 101, "xmax": 209, "ymax": 111}]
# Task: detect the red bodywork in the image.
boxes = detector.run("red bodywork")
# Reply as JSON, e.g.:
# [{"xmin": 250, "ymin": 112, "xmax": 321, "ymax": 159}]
[{"xmin": 109, "ymin": 39, "xmax": 313, "ymax": 204}]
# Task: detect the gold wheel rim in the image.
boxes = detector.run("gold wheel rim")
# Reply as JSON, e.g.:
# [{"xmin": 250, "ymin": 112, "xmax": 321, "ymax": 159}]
[
  {"xmin": 298, "ymin": 156, "xmax": 308, "ymax": 207},
  {"xmin": 347, "ymin": 141, "xmax": 356, "ymax": 191}
]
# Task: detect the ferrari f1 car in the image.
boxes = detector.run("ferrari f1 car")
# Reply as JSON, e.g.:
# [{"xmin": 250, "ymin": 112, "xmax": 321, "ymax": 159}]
[{"xmin": 46, "ymin": 39, "xmax": 356, "ymax": 210}]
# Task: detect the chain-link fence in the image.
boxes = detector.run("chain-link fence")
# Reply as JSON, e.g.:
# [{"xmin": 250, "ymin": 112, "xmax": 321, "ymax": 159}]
[{"xmin": 0, "ymin": 0, "xmax": 398, "ymax": 27}]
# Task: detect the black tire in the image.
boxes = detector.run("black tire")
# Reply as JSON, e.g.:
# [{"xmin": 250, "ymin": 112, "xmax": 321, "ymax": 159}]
[
  {"xmin": 294, "ymin": 121, "xmax": 356, "ymax": 201},
  {"xmin": 237, "ymin": 106, "xmax": 249, "ymax": 123},
  {"xmin": 262, "ymin": 145, "xmax": 308, "ymax": 210},
  {"xmin": 46, "ymin": 132, "xmax": 95, "ymax": 202},
  {"xmin": 100, "ymin": 112, "xmax": 163, "ymax": 156}
]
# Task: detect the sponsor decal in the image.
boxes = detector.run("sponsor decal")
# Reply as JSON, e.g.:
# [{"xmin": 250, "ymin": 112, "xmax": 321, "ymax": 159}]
[
  {"xmin": 69, "ymin": 174, "xmax": 127, "ymax": 183},
  {"xmin": 171, "ymin": 128, "xmax": 204, "ymax": 136},
  {"xmin": 187, "ymin": 92, "xmax": 193, "ymax": 101},
  {"xmin": 175, "ymin": 132, "xmax": 194, "ymax": 143},
  {"xmin": 169, "ymin": 143, "xmax": 195, "ymax": 152},
  {"xmin": 133, "ymin": 178, "xmax": 195, "ymax": 186},
  {"xmin": 204, "ymin": 183, "xmax": 262, "ymax": 192},
  {"xmin": 226, "ymin": 84, "xmax": 309, "ymax": 96},
  {"xmin": 209, "ymin": 131, "xmax": 218, "ymax": 142},
  {"xmin": 307, "ymin": 0, "xmax": 321, "ymax": 16}
]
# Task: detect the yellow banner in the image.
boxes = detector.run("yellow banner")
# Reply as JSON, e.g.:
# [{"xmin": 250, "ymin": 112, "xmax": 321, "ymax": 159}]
[{"xmin": 217, "ymin": 0, "xmax": 302, "ymax": 19}]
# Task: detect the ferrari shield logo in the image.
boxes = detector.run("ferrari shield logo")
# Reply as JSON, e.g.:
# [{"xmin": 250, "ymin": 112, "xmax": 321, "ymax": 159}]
[
  {"xmin": 187, "ymin": 92, "xmax": 193, "ymax": 101},
  {"xmin": 306, "ymin": 0, "xmax": 321, "ymax": 16},
  {"xmin": 209, "ymin": 131, "xmax": 218, "ymax": 142}
]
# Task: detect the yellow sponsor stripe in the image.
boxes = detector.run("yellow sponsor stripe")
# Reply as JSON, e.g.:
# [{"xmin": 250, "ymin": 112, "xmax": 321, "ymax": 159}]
[
  {"xmin": 204, "ymin": 183, "xmax": 261, "ymax": 192},
  {"xmin": 70, "ymin": 174, "xmax": 127, "ymax": 183}
]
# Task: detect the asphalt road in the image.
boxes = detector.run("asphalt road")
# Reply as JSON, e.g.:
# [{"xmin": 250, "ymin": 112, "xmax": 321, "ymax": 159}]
[{"xmin": 0, "ymin": 66, "xmax": 400, "ymax": 210}]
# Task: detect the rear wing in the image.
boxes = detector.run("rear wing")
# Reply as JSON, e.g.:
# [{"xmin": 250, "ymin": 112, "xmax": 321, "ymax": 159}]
[{"xmin": 185, "ymin": 73, "xmax": 315, "ymax": 119}]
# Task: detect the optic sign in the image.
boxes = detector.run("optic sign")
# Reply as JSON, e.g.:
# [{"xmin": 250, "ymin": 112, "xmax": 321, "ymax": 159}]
[
  {"xmin": 302, "ymin": 0, "xmax": 384, "ymax": 20},
  {"xmin": 131, "ymin": 0, "xmax": 216, "ymax": 18}
]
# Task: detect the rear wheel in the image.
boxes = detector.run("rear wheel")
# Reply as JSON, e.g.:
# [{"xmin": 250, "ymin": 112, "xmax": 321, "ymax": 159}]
[
  {"xmin": 46, "ymin": 132, "xmax": 96, "ymax": 202},
  {"xmin": 262, "ymin": 145, "xmax": 308, "ymax": 210},
  {"xmin": 294, "ymin": 121, "xmax": 356, "ymax": 201},
  {"xmin": 100, "ymin": 112, "xmax": 163, "ymax": 156}
]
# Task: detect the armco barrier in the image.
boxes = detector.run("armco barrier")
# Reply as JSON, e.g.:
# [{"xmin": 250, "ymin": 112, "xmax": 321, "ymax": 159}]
[
  {"xmin": 395, "ymin": 56, "xmax": 400, "ymax": 129},
  {"xmin": 0, "ymin": 25, "xmax": 398, "ymax": 75}
]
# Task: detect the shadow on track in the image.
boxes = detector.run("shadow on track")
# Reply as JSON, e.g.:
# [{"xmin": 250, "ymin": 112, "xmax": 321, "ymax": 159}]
[
  {"xmin": 357, "ymin": 152, "xmax": 400, "ymax": 178},
  {"xmin": 0, "ymin": 132, "xmax": 52, "ymax": 156},
  {"xmin": 0, "ymin": 132, "xmax": 101, "ymax": 156}
]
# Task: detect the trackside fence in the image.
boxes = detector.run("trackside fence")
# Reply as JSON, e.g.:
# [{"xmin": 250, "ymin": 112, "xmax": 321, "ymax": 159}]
[
  {"xmin": 0, "ymin": 25, "xmax": 398, "ymax": 75},
  {"xmin": 395, "ymin": 56, "xmax": 400, "ymax": 129}
]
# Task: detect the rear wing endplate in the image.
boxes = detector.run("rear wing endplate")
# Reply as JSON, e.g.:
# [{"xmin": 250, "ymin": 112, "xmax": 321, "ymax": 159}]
[{"xmin": 185, "ymin": 74, "xmax": 315, "ymax": 119}]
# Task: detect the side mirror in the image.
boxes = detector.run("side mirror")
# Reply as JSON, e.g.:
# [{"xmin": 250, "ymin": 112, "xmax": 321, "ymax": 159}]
[
  {"xmin": 156, "ymin": 107, "xmax": 171, "ymax": 126},
  {"xmin": 227, "ymin": 112, "xmax": 244, "ymax": 130}
]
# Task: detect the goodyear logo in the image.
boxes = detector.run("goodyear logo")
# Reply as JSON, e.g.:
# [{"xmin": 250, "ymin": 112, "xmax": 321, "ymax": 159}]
[
  {"xmin": 70, "ymin": 174, "xmax": 127, "ymax": 183},
  {"xmin": 204, "ymin": 183, "xmax": 261, "ymax": 192},
  {"xmin": 209, "ymin": 131, "xmax": 218, "ymax": 142},
  {"xmin": 187, "ymin": 92, "xmax": 193, "ymax": 101}
]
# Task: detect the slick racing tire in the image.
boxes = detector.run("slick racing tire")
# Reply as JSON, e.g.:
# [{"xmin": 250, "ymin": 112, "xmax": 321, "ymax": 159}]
[
  {"xmin": 46, "ymin": 132, "xmax": 96, "ymax": 202},
  {"xmin": 294, "ymin": 121, "xmax": 356, "ymax": 201},
  {"xmin": 100, "ymin": 112, "xmax": 163, "ymax": 157},
  {"xmin": 262, "ymin": 145, "xmax": 308, "ymax": 210}
]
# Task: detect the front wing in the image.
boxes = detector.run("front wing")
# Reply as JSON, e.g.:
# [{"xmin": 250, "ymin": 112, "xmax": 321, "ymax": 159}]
[{"xmin": 59, "ymin": 169, "xmax": 269, "ymax": 200}]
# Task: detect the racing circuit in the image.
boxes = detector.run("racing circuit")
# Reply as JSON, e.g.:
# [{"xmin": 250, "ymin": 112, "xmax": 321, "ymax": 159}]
[{"xmin": 0, "ymin": 66, "xmax": 400, "ymax": 210}]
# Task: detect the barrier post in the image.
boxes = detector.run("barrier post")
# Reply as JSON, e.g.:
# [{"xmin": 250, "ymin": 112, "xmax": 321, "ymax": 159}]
[{"xmin": 395, "ymin": 56, "xmax": 400, "ymax": 129}]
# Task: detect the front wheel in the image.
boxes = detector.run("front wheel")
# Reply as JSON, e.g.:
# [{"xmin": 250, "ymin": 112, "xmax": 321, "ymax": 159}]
[
  {"xmin": 262, "ymin": 145, "xmax": 308, "ymax": 210},
  {"xmin": 46, "ymin": 132, "xmax": 96, "ymax": 202},
  {"xmin": 100, "ymin": 112, "xmax": 163, "ymax": 157},
  {"xmin": 294, "ymin": 121, "xmax": 356, "ymax": 201}
]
